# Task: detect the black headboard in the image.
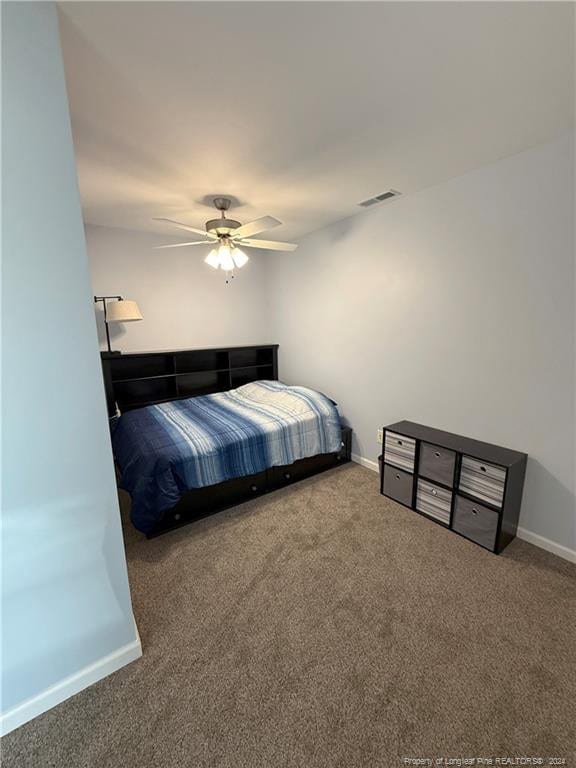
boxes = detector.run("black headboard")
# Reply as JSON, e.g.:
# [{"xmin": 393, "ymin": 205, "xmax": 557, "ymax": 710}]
[{"xmin": 101, "ymin": 344, "xmax": 279, "ymax": 417}]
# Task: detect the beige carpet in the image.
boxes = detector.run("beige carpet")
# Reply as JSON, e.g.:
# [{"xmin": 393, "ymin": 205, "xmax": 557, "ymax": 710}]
[{"xmin": 2, "ymin": 464, "xmax": 575, "ymax": 767}]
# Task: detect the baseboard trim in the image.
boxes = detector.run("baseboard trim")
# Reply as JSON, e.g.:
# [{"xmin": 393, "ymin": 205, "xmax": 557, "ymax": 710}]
[
  {"xmin": 516, "ymin": 527, "xmax": 576, "ymax": 563},
  {"xmin": 351, "ymin": 453, "xmax": 379, "ymax": 473},
  {"xmin": 0, "ymin": 624, "xmax": 142, "ymax": 736},
  {"xmin": 351, "ymin": 454, "xmax": 575, "ymax": 563}
]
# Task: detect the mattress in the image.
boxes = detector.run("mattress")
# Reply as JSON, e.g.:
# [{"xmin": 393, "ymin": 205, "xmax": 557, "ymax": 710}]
[{"xmin": 112, "ymin": 380, "xmax": 342, "ymax": 533}]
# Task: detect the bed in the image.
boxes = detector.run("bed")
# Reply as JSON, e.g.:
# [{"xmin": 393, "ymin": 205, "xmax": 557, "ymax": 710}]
[{"xmin": 102, "ymin": 346, "xmax": 351, "ymax": 537}]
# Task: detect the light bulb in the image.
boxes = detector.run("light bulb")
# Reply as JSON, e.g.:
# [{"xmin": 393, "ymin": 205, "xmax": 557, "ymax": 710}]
[
  {"xmin": 204, "ymin": 249, "xmax": 220, "ymax": 269},
  {"xmin": 232, "ymin": 248, "xmax": 249, "ymax": 268},
  {"xmin": 218, "ymin": 244, "xmax": 234, "ymax": 271}
]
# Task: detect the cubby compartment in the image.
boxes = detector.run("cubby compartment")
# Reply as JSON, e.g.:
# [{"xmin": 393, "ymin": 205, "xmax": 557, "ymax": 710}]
[
  {"xmin": 418, "ymin": 442, "xmax": 456, "ymax": 487},
  {"xmin": 231, "ymin": 365, "xmax": 274, "ymax": 388},
  {"xmin": 177, "ymin": 371, "xmax": 230, "ymax": 398},
  {"xmin": 115, "ymin": 377, "xmax": 177, "ymax": 409},
  {"xmin": 384, "ymin": 431, "xmax": 416, "ymax": 473},
  {"xmin": 110, "ymin": 353, "xmax": 174, "ymax": 381},
  {"xmin": 459, "ymin": 456, "xmax": 506, "ymax": 508},
  {"xmin": 175, "ymin": 350, "xmax": 229, "ymax": 374},
  {"xmin": 382, "ymin": 465, "xmax": 414, "ymax": 507},
  {"xmin": 229, "ymin": 347, "xmax": 274, "ymax": 369},
  {"xmin": 452, "ymin": 495, "xmax": 499, "ymax": 550},
  {"xmin": 416, "ymin": 478, "xmax": 452, "ymax": 525}
]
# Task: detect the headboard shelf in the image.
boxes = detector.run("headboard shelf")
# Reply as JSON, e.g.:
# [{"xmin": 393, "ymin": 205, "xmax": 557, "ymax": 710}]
[
  {"xmin": 101, "ymin": 344, "xmax": 279, "ymax": 416},
  {"xmin": 229, "ymin": 347, "xmax": 275, "ymax": 368},
  {"xmin": 174, "ymin": 349, "xmax": 230, "ymax": 374},
  {"xmin": 114, "ymin": 372, "xmax": 177, "ymax": 383},
  {"xmin": 231, "ymin": 363, "xmax": 273, "ymax": 372}
]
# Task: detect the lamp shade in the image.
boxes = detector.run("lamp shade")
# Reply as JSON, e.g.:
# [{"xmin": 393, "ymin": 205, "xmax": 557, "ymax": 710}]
[{"xmin": 107, "ymin": 299, "xmax": 143, "ymax": 323}]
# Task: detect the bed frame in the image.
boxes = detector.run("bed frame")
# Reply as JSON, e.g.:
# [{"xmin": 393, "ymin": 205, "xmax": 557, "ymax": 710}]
[{"xmin": 101, "ymin": 345, "xmax": 352, "ymax": 537}]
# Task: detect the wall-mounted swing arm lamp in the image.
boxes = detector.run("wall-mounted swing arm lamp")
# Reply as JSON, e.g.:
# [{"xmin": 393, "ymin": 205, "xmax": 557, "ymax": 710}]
[{"xmin": 94, "ymin": 295, "xmax": 143, "ymax": 354}]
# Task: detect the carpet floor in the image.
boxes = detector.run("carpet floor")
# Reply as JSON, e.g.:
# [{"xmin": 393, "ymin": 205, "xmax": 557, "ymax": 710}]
[{"xmin": 2, "ymin": 464, "xmax": 575, "ymax": 767}]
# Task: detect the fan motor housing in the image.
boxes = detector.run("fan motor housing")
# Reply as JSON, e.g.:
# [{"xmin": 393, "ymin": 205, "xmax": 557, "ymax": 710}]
[{"xmin": 206, "ymin": 218, "xmax": 241, "ymax": 236}]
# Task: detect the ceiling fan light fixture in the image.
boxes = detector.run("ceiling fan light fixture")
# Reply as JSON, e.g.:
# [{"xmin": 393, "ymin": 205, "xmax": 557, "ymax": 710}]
[
  {"xmin": 232, "ymin": 247, "xmax": 249, "ymax": 268},
  {"xmin": 218, "ymin": 243, "xmax": 235, "ymax": 272},
  {"xmin": 204, "ymin": 249, "xmax": 220, "ymax": 269},
  {"xmin": 154, "ymin": 197, "xmax": 297, "ymax": 277}
]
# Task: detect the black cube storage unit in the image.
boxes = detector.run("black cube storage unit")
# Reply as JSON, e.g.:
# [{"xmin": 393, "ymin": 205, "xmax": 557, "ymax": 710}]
[{"xmin": 380, "ymin": 420, "xmax": 527, "ymax": 554}]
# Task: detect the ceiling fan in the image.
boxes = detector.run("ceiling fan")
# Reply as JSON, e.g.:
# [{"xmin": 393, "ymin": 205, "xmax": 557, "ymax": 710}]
[{"xmin": 153, "ymin": 197, "xmax": 297, "ymax": 275}]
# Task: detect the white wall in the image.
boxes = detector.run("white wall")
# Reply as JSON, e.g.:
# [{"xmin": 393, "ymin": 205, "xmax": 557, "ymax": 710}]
[
  {"xmin": 1, "ymin": 2, "xmax": 140, "ymax": 733},
  {"xmin": 83, "ymin": 138, "xmax": 573, "ymax": 555},
  {"xmin": 267, "ymin": 136, "xmax": 575, "ymax": 553},
  {"xmin": 86, "ymin": 224, "xmax": 271, "ymax": 353}
]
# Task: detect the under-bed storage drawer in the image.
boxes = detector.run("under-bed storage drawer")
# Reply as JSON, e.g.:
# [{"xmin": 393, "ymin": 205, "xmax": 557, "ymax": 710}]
[
  {"xmin": 384, "ymin": 431, "xmax": 416, "ymax": 473},
  {"xmin": 269, "ymin": 452, "xmax": 339, "ymax": 489},
  {"xmin": 459, "ymin": 456, "xmax": 506, "ymax": 508},
  {"xmin": 382, "ymin": 465, "xmax": 414, "ymax": 507},
  {"xmin": 166, "ymin": 471, "xmax": 268, "ymax": 527},
  {"xmin": 452, "ymin": 494, "xmax": 499, "ymax": 551},
  {"xmin": 416, "ymin": 479, "xmax": 452, "ymax": 525},
  {"xmin": 268, "ymin": 427, "xmax": 351, "ymax": 489}
]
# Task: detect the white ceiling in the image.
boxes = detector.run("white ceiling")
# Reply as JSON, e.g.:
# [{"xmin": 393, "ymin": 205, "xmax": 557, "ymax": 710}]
[{"xmin": 58, "ymin": 1, "xmax": 574, "ymax": 242}]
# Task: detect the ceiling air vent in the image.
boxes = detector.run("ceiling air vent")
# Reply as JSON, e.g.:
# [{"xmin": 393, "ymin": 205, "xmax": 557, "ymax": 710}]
[{"xmin": 358, "ymin": 190, "xmax": 401, "ymax": 207}]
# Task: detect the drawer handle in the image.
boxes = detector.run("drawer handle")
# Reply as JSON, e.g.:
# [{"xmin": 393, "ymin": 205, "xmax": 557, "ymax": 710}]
[
  {"xmin": 480, "ymin": 466, "xmax": 487, "ymax": 473},
  {"xmin": 397, "ymin": 440, "xmax": 403, "ymax": 446},
  {"xmin": 435, "ymin": 451, "xmax": 441, "ymax": 458},
  {"xmin": 431, "ymin": 489, "xmax": 437, "ymax": 496},
  {"xmin": 284, "ymin": 472, "xmax": 291, "ymax": 480},
  {"xmin": 395, "ymin": 473, "xmax": 401, "ymax": 480},
  {"xmin": 472, "ymin": 508, "xmax": 478, "ymax": 515},
  {"xmin": 341, "ymin": 441, "xmax": 345, "ymax": 448},
  {"xmin": 250, "ymin": 485, "xmax": 258, "ymax": 492},
  {"xmin": 174, "ymin": 513, "xmax": 181, "ymax": 521}
]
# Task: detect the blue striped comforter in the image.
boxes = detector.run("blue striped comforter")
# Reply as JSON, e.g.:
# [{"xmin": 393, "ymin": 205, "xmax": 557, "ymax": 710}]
[{"xmin": 113, "ymin": 380, "xmax": 341, "ymax": 533}]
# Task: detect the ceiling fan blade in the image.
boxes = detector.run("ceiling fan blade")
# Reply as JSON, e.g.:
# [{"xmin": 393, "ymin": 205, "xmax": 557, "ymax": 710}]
[
  {"xmin": 154, "ymin": 241, "xmax": 212, "ymax": 249},
  {"xmin": 153, "ymin": 217, "xmax": 217, "ymax": 239},
  {"xmin": 238, "ymin": 238, "xmax": 298, "ymax": 252},
  {"xmin": 232, "ymin": 216, "xmax": 282, "ymax": 239}
]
